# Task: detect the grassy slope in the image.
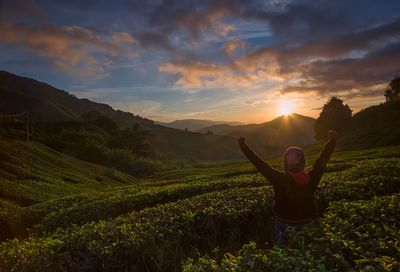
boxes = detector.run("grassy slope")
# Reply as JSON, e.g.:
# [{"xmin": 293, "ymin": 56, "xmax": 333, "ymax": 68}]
[
  {"xmin": 340, "ymin": 101, "xmax": 400, "ymax": 149},
  {"xmin": 0, "ymin": 139, "xmax": 399, "ymax": 271},
  {"xmin": 0, "ymin": 70, "xmax": 255, "ymax": 160},
  {"xmin": 0, "ymin": 139, "xmax": 137, "ymax": 239}
]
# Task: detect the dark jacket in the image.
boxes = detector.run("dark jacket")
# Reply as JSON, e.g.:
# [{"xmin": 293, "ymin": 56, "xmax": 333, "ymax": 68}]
[{"xmin": 240, "ymin": 138, "xmax": 336, "ymax": 223}]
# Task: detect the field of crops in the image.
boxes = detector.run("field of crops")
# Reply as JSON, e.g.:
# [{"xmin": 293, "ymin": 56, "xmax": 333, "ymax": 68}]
[{"xmin": 0, "ymin": 139, "xmax": 400, "ymax": 271}]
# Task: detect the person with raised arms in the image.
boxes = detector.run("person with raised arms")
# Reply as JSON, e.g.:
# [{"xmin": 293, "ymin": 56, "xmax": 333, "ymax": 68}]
[{"xmin": 238, "ymin": 130, "xmax": 338, "ymax": 246}]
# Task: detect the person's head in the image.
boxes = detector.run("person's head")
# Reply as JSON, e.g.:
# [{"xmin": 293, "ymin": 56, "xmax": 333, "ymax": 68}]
[{"xmin": 283, "ymin": 147, "xmax": 306, "ymax": 173}]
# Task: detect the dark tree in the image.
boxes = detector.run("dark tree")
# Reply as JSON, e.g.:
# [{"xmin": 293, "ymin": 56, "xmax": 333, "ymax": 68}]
[
  {"xmin": 94, "ymin": 116, "xmax": 117, "ymax": 133},
  {"xmin": 383, "ymin": 76, "xmax": 400, "ymax": 102},
  {"xmin": 384, "ymin": 88, "xmax": 394, "ymax": 102},
  {"xmin": 315, "ymin": 97, "xmax": 352, "ymax": 140},
  {"xmin": 389, "ymin": 76, "xmax": 400, "ymax": 99},
  {"xmin": 81, "ymin": 110, "xmax": 103, "ymax": 123},
  {"xmin": 81, "ymin": 111, "xmax": 117, "ymax": 132},
  {"xmin": 108, "ymin": 127, "xmax": 151, "ymax": 156},
  {"xmin": 389, "ymin": 76, "xmax": 400, "ymax": 92}
]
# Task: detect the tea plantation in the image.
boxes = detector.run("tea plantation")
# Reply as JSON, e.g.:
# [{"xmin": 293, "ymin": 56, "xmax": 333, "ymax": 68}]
[{"xmin": 0, "ymin": 139, "xmax": 399, "ymax": 271}]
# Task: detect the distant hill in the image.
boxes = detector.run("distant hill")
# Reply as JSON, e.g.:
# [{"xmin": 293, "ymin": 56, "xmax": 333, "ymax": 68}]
[
  {"xmin": 148, "ymin": 113, "xmax": 317, "ymax": 159},
  {"xmin": 200, "ymin": 113, "xmax": 317, "ymax": 148},
  {"xmin": 157, "ymin": 119, "xmax": 242, "ymax": 131},
  {"xmin": 339, "ymin": 101, "xmax": 400, "ymax": 149},
  {"xmin": 0, "ymin": 70, "xmax": 322, "ymax": 160},
  {"xmin": 0, "ymin": 70, "xmax": 152, "ymax": 127},
  {"xmin": 0, "ymin": 70, "xmax": 249, "ymax": 159}
]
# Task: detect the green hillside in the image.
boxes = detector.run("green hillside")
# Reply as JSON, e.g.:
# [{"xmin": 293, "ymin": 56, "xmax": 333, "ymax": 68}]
[
  {"xmin": 0, "ymin": 139, "xmax": 136, "ymax": 240},
  {"xmin": 339, "ymin": 101, "xmax": 400, "ymax": 149},
  {"xmin": 0, "ymin": 70, "xmax": 152, "ymax": 126},
  {"xmin": 0, "ymin": 138, "xmax": 399, "ymax": 271},
  {"xmin": 0, "ymin": 71, "xmax": 255, "ymax": 160},
  {"xmin": 0, "ymin": 71, "xmax": 316, "ymax": 160}
]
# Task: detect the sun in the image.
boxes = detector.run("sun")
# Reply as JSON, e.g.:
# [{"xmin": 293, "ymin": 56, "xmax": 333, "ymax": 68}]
[{"xmin": 278, "ymin": 101, "xmax": 295, "ymax": 116}]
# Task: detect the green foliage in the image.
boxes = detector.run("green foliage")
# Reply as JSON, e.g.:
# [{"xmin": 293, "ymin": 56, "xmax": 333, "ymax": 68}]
[
  {"xmin": 0, "ymin": 139, "xmax": 136, "ymax": 239},
  {"xmin": 36, "ymin": 112, "xmax": 177, "ymax": 176},
  {"xmin": 184, "ymin": 194, "xmax": 400, "ymax": 272},
  {"xmin": 26, "ymin": 177, "xmax": 267, "ymax": 234},
  {"xmin": 315, "ymin": 97, "xmax": 352, "ymax": 140},
  {"xmin": 389, "ymin": 76, "xmax": 400, "ymax": 93},
  {"xmin": 385, "ymin": 76, "xmax": 400, "ymax": 101},
  {"xmin": 0, "ymin": 199, "xmax": 22, "ymax": 241},
  {"xmin": 0, "ymin": 187, "xmax": 274, "ymax": 271},
  {"xmin": 339, "ymin": 102, "xmax": 400, "ymax": 149},
  {"xmin": 81, "ymin": 110, "xmax": 117, "ymax": 132},
  {"xmin": 1, "ymin": 139, "xmax": 400, "ymax": 271}
]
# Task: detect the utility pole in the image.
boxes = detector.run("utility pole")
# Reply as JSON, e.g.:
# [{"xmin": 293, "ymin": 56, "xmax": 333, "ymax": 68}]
[{"xmin": 26, "ymin": 112, "xmax": 29, "ymax": 141}]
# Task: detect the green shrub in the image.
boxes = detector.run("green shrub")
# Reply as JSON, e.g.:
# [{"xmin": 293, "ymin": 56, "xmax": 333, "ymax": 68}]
[
  {"xmin": 0, "ymin": 187, "xmax": 274, "ymax": 271},
  {"xmin": 184, "ymin": 194, "xmax": 400, "ymax": 272}
]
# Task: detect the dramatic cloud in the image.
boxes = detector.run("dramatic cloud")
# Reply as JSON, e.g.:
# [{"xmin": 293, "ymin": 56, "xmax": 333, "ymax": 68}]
[
  {"xmin": 157, "ymin": 1, "xmax": 400, "ymax": 98},
  {"xmin": 148, "ymin": 0, "xmax": 239, "ymax": 39},
  {"xmin": 158, "ymin": 53, "xmax": 282, "ymax": 89},
  {"xmin": 282, "ymin": 42, "xmax": 400, "ymax": 97},
  {"xmin": 221, "ymin": 40, "xmax": 247, "ymax": 55},
  {"xmin": 112, "ymin": 32, "xmax": 135, "ymax": 44},
  {"xmin": 0, "ymin": 0, "xmax": 137, "ymax": 75},
  {"xmin": 0, "ymin": 20, "xmax": 135, "ymax": 75},
  {"xmin": 159, "ymin": 61, "xmax": 244, "ymax": 88},
  {"xmin": 1, "ymin": 0, "xmax": 400, "ymax": 121}
]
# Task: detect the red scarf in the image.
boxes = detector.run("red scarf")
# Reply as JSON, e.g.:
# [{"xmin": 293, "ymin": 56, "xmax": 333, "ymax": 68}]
[{"xmin": 288, "ymin": 171, "xmax": 310, "ymax": 186}]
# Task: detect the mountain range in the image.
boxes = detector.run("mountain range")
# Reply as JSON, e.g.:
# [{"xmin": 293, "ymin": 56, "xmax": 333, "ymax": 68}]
[
  {"xmin": 156, "ymin": 119, "xmax": 242, "ymax": 131},
  {"xmin": 0, "ymin": 70, "xmax": 318, "ymax": 159},
  {"xmin": 199, "ymin": 113, "xmax": 316, "ymax": 147}
]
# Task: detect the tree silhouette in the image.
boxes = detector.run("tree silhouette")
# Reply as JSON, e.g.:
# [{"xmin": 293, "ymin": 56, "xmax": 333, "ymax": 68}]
[
  {"xmin": 388, "ymin": 76, "xmax": 400, "ymax": 101},
  {"xmin": 81, "ymin": 111, "xmax": 117, "ymax": 132},
  {"xmin": 315, "ymin": 97, "xmax": 352, "ymax": 140},
  {"xmin": 384, "ymin": 88, "xmax": 394, "ymax": 102}
]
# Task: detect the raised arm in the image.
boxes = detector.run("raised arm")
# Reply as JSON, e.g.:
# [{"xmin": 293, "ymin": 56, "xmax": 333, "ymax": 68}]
[
  {"xmin": 311, "ymin": 130, "xmax": 338, "ymax": 182},
  {"xmin": 238, "ymin": 137, "xmax": 280, "ymax": 182}
]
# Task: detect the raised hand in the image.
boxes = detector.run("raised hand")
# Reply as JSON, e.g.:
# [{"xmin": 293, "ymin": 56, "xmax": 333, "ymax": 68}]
[{"xmin": 328, "ymin": 130, "xmax": 338, "ymax": 140}]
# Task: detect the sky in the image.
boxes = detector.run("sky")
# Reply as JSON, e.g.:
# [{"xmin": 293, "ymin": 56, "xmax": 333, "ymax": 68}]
[{"xmin": 0, "ymin": 0, "xmax": 400, "ymax": 123}]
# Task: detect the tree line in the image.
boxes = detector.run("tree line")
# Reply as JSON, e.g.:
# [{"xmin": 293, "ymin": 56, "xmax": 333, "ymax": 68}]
[{"xmin": 315, "ymin": 75, "xmax": 399, "ymax": 140}]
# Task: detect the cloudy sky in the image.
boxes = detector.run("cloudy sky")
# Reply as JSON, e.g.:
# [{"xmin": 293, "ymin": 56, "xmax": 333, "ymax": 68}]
[{"xmin": 1, "ymin": 0, "xmax": 399, "ymax": 123}]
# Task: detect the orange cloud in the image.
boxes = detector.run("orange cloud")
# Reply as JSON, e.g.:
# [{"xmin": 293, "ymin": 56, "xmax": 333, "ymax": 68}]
[
  {"xmin": 0, "ymin": 20, "xmax": 135, "ymax": 76},
  {"xmin": 144, "ymin": 0, "xmax": 240, "ymax": 51},
  {"xmin": 221, "ymin": 40, "xmax": 247, "ymax": 55},
  {"xmin": 159, "ymin": 58, "xmax": 281, "ymax": 89},
  {"xmin": 159, "ymin": 48, "xmax": 283, "ymax": 89},
  {"xmin": 160, "ymin": 60, "xmax": 260, "ymax": 88},
  {"xmin": 159, "ymin": 17, "xmax": 400, "ymax": 98},
  {"xmin": 112, "ymin": 32, "xmax": 135, "ymax": 44},
  {"xmin": 281, "ymin": 42, "xmax": 400, "ymax": 97},
  {"xmin": 170, "ymin": 1, "xmax": 236, "ymax": 39}
]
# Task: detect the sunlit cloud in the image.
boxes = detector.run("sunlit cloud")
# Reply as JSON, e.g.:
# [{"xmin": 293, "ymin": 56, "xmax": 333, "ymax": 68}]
[
  {"xmin": 112, "ymin": 32, "xmax": 135, "ymax": 44},
  {"xmin": 281, "ymin": 42, "xmax": 400, "ymax": 96},
  {"xmin": 158, "ymin": 61, "xmax": 251, "ymax": 88},
  {"xmin": 0, "ymin": 0, "xmax": 399, "ymax": 122},
  {"xmin": 0, "ymin": 20, "xmax": 139, "ymax": 76},
  {"xmin": 159, "ymin": 49, "xmax": 284, "ymax": 89},
  {"xmin": 221, "ymin": 40, "xmax": 247, "ymax": 55}
]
